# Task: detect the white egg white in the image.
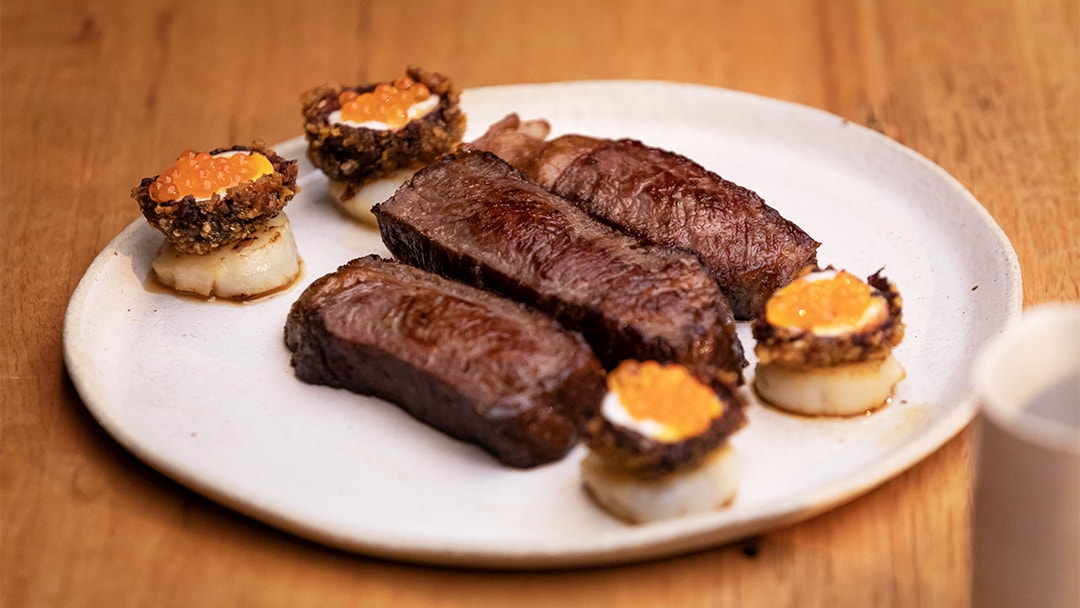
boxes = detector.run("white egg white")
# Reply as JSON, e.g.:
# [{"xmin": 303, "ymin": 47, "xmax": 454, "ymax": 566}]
[{"xmin": 600, "ymin": 390, "xmax": 676, "ymax": 442}]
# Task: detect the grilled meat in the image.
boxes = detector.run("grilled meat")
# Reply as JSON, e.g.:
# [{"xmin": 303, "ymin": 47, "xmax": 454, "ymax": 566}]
[
  {"xmin": 285, "ymin": 255, "xmax": 606, "ymax": 468},
  {"xmin": 373, "ymin": 150, "xmax": 746, "ymax": 386},
  {"xmin": 470, "ymin": 114, "xmax": 820, "ymax": 319}
]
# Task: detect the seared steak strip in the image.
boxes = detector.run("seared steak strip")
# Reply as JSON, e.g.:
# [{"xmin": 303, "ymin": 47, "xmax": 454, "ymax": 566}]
[
  {"xmin": 373, "ymin": 150, "xmax": 745, "ymax": 386},
  {"xmin": 285, "ymin": 255, "xmax": 605, "ymax": 468},
  {"xmin": 470, "ymin": 114, "xmax": 820, "ymax": 319}
]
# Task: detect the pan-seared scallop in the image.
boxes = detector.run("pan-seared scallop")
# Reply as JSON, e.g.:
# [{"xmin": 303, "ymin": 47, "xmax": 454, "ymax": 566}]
[
  {"xmin": 131, "ymin": 144, "xmax": 301, "ymax": 300},
  {"xmin": 581, "ymin": 360, "xmax": 746, "ymax": 523},
  {"xmin": 301, "ymin": 67, "xmax": 466, "ymax": 226},
  {"xmin": 752, "ymin": 269, "xmax": 906, "ymax": 416}
]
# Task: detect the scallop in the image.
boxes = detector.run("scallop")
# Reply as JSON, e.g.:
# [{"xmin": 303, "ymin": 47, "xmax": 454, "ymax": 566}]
[
  {"xmin": 581, "ymin": 443, "xmax": 737, "ymax": 524},
  {"xmin": 752, "ymin": 269, "xmax": 906, "ymax": 416},
  {"xmin": 328, "ymin": 169, "xmax": 414, "ymax": 227},
  {"xmin": 580, "ymin": 361, "xmax": 743, "ymax": 523},
  {"xmin": 152, "ymin": 212, "xmax": 300, "ymax": 300},
  {"xmin": 300, "ymin": 68, "xmax": 467, "ymax": 226}
]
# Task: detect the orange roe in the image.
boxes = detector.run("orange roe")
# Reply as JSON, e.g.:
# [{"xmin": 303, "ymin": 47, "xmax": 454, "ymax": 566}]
[
  {"xmin": 607, "ymin": 361, "xmax": 722, "ymax": 441},
  {"xmin": 766, "ymin": 270, "xmax": 876, "ymax": 331},
  {"xmin": 338, "ymin": 77, "xmax": 431, "ymax": 127},
  {"xmin": 149, "ymin": 150, "xmax": 274, "ymax": 203}
]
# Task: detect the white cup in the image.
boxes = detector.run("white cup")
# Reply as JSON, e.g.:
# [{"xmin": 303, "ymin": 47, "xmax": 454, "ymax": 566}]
[{"xmin": 972, "ymin": 304, "xmax": 1080, "ymax": 608}]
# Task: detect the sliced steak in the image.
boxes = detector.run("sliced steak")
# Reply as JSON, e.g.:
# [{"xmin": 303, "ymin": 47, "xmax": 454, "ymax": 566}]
[
  {"xmin": 470, "ymin": 114, "xmax": 820, "ymax": 319},
  {"xmin": 373, "ymin": 150, "xmax": 745, "ymax": 386},
  {"xmin": 285, "ymin": 254, "xmax": 605, "ymax": 468}
]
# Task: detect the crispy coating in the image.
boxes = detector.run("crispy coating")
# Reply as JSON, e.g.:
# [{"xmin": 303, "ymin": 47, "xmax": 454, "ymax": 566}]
[
  {"xmin": 301, "ymin": 67, "xmax": 467, "ymax": 200},
  {"xmin": 751, "ymin": 270, "xmax": 905, "ymax": 369},
  {"xmin": 131, "ymin": 143, "xmax": 299, "ymax": 255},
  {"xmin": 583, "ymin": 368, "xmax": 747, "ymax": 479}
]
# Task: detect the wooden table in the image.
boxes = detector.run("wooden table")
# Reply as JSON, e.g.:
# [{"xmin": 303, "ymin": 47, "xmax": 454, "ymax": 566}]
[{"xmin": 3, "ymin": 1, "xmax": 1077, "ymax": 605}]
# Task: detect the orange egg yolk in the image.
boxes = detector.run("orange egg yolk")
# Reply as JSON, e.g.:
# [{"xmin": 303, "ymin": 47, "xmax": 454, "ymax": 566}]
[
  {"xmin": 766, "ymin": 270, "xmax": 878, "ymax": 332},
  {"xmin": 149, "ymin": 150, "xmax": 274, "ymax": 203},
  {"xmin": 338, "ymin": 77, "xmax": 431, "ymax": 127},
  {"xmin": 607, "ymin": 361, "xmax": 722, "ymax": 441}
]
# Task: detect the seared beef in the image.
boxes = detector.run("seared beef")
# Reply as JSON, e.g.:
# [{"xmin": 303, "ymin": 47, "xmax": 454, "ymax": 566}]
[
  {"xmin": 373, "ymin": 150, "xmax": 745, "ymax": 386},
  {"xmin": 470, "ymin": 114, "xmax": 820, "ymax": 319},
  {"xmin": 284, "ymin": 255, "xmax": 605, "ymax": 468}
]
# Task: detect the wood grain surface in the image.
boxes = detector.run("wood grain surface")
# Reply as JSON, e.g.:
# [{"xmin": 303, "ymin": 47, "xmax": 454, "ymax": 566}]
[{"xmin": 2, "ymin": 0, "xmax": 1077, "ymax": 606}]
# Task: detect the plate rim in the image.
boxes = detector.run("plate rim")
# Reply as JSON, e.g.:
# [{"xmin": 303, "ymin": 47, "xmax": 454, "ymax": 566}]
[{"xmin": 62, "ymin": 80, "xmax": 1022, "ymax": 569}]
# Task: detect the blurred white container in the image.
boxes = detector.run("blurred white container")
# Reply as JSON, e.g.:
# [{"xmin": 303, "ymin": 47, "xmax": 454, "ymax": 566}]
[{"xmin": 973, "ymin": 304, "xmax": 1080, "ymax": 608}]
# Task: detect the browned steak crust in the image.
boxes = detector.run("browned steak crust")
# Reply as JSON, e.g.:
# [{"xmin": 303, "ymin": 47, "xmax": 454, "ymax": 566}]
[
  {"xmin": 301, "ymin": 67, "xmax": 466, "ymax": 200},
  {"xmin": 552, "ymin": 139, "xmax": 820, "ymax": 319},
  {"xmin": 373, "ymin": 150, "xmax": 746, "ymax": 386},
  {"xmin": 470, "ymin": 114, "xmax": 820, "ymax": 320},
  {"xmin": 131, "ymin": 143, "xmax": 299, "ymax": 255},
  {"xmin": 285, "ymin": 255, "xmax": 606, "ymax": 469}
]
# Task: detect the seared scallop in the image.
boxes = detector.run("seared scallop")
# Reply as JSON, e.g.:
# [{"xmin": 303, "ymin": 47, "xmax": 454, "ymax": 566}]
[
  {"xmin": 301, "ymin": 67, "xmax": 466, "ymax": 226},
  {"xmin": 131, "ymin": 144, "xmax": 301, "ymax": 300},
  {"xmin": 752, "ymin": 269, "xmax": 906, "ymax": 416},
  {"xmin": 581, "ymin": 360, "xmax": 746, "ymax": 523}
]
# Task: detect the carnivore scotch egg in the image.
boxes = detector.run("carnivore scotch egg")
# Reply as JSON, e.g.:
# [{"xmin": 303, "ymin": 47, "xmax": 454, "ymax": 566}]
[
  {"xmin": 751, "ymin": 268, "xmax": 906, "ymax": 416},
  {"xmin": 301, "ymin": 67, "xmax": 467, "ymax": 225},
  {"xmin": 581, "ymin": 360, "xmax": 746, "ymax": 523},
  {"xmin": 131, "ymin": 144, "xmax": 301, "ymax": 300}
]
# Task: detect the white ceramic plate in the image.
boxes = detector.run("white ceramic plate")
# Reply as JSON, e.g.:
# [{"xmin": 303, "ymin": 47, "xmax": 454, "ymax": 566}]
[{"xmin": 63, "ymin": 81, "xmax": 1021, "ymax": 568}]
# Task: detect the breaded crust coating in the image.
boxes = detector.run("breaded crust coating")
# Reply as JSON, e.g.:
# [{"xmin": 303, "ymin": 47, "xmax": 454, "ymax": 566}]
[
  {"xmin": 583, "ymin": 369, "xmax": 747, "ymax": 479},
  {"xmin": 301, "ymin": 67, "xmax": 466, "ymax": 200},
  {"xmin": 131, "ymin": 143, "xmax": 299, "ymax": 255},
  {"xmin": 751, "ymin": 270, "xmax": 905, "ymax": 369}
]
